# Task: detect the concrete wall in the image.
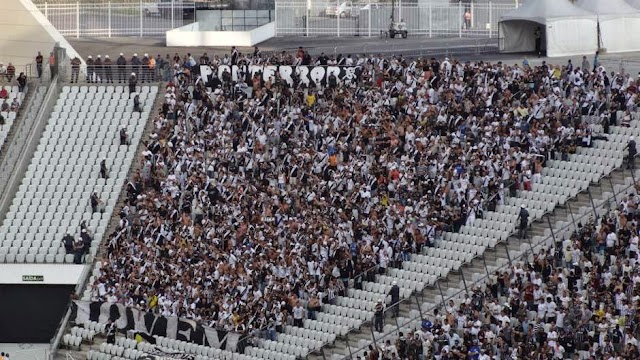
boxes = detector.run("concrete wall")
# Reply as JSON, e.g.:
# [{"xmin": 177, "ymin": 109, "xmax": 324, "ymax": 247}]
[
  {"xmin": 0, "ymin": 0, "xmax": 83, "ymax": 71},
  {"xmin": 166, "ymin": 21, "xmax": 275, "ymax": 47}
]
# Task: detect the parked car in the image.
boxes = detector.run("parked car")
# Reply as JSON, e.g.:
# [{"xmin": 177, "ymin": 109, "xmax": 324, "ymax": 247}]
[{"xmin": 325, "ymin": 1, "xmax": 354, "ymax": 17}]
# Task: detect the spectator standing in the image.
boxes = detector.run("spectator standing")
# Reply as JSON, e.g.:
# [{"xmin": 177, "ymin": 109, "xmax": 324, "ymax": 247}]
[
  {"xmin": 292, "ymin": 302, "xmax": 304, "ymax": 327},
  {"xmin": 116, "ymin": 53, "xmax": 127, "ymax": 83},
  {"xmin": 388, "ymin": 281, "xmax": 400, "ymax": 318},
  {"xmin": 48, "ymin": 52, "xmax": 56, "ymax": 80},
  {"xmin": 133, "ymin": 94, "xmax": 142, "ymax": 113},
  {"xmin": 0, "ymin": 63, "xmax": 6, "ymax": 79},
  {"xmin": 63, "ymin": 232, "xmax": 74, "ymax": 254},
  {"xmin": 128, "ymin": 73, "xmax": 137, "ymax": 94},
  {"xmin": 17, "ymin": 73, "xmax": 26, "ymax": 92},
  {"xmin": 100, "ymin": 158, "xmax": 108, "ymax": 179},
  {"xmin": 119, "ymin": 126, "xmax": 130, "ymax": 145},
  {"xmin": 6, "ymin": 63, "xmax": 15, "ymax": 82},
  {"xmin": 517, "ymin": 204, "xmax": 529, "ymax": 239},
  {"xmin": 104, "ymin": 55, "xmax": 113, "ymax": 83},
  {"xmin": 72, "ymin": 237, "xmax": 84, "ymax": 264},
  {"xmin": 90, "ymin": 192, "xmax": 104, "ymax": 213},
  {"xmin": 106, "ymin": 319, "xmax": 116, "ymax": 344},
  {"xmin": 70, "ymin": 56, "xmax": 81, "ymax": 83},
  {"xmin": 464, "ymin": 10, "xmax": 472, "ymax": 30},
  {"xmin": 35, "ymin": 51, "xmax": 43, "ymax": 79},
  {"xmin": 626, "ymin": 136, "xmax": 637, "ymax": 169},
  {"xmin": 374, "ymin": 299, "xmax": 385, "ymax": 332}
]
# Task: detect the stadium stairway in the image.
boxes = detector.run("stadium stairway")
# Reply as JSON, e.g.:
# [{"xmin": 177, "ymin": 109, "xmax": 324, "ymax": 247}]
[
  {"xmin": 322, "ymin": 118, "xmax": 640, "ymax": 360},
  {"xmin": 0, "ymin": 85, "xmax": 158, "ymax": 263},
  {"xmin": 0, "ymin": 84, "xmax": 43, "ymax": 217}
]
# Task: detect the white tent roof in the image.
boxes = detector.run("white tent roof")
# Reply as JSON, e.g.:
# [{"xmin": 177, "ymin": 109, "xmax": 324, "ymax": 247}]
[
  {"xmin": 625, "ymin": 0, "xmax": 640, "ymax": 10},
  {"xmin": 500, "ymin": 0, "xmax": 596, "ymax": 25},
  {"xmin": 577, "ymin": 0, "xmax": 640, "ymax": 15}
]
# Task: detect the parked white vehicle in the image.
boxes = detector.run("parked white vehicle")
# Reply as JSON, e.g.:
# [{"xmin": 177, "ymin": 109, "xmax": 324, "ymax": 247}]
[{"xmin": 325, "ymin": 1, "xmax": 354, "ymax": 17}]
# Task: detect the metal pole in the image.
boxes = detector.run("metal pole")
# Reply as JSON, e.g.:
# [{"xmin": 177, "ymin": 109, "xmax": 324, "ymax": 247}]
[
  {"xmin": 458, "ymin": 1, "xmax": 462, "ymax": 38},
  {"xmin": 459, "ymin": 269, "xmax": 469, "ymax": 295},
  {"xmin": 76, "ymin": 2, "xmax": 80, "ymax": 38},
  {"xmin": 436, "ymin": 281, "xmax": 447, "ymax": 309},
  {"xmin": 489, "ymin": 1, "xmax": 492, "ymax": 38},
  {"xmin": 399, "ymin": 0, "xmax": 402, "ymax": 22},
  {"xmin": 368, "ymin": 0, "xmax": 371, "ymax": 37},
  {"xmin": 337, "ymin": 0, "xmax": 340, "ymax": 37},
  {"xmin": 415, "ymin": 295, "xmax": 424, "ymax": 320},
  {"xmin": 370, "ymin": 325, "xmax": 377, "ymax": 349},
  {"xmin": 428, "ymin": 3, "xmax": 432, "ymax": 38},
  {"xmin": 108, "ymin": 2, "xmax": 112, "ymax": 38},
  {"xmin": 470, "ymin": 0, "xmax": 474, "ymax": 30},
  {"xmin": 546, "ymin": 216, "xmax": 557, "ymax": 245},
  {"xmin": 306, "ymin": 6, "xmax": 310, "ymax": 37},
  {"xmin": 609, "ymin": 177, "xmax": 618, "ymax": 204},
  {"xmin": 587, "ymin": 188, "xmax": 598, "ymax": 221},
  {"xmin": 344, "ymin": 334, "xmax": 354, "ymax": 360},
  {"xmin": 45, "ymin": 1, "xmax": 48, "ymax": 18},
  {"xmin": 171, "ymin": 0, "xmax": 175, "ymax": 30},
  {"xmin": 516, "ymin": 0, "xmax": 519, "ymax": 8},
  {"xmin": 140, "ymin": 0, "xmax": 143, "ymax": 37},
  {"xmin": 567, "ymin": 201, "xmax": 577, "ymax": 233},
  {"xmin": 503, "ymin": 242, "xmax": 513, "ymax": 268}
]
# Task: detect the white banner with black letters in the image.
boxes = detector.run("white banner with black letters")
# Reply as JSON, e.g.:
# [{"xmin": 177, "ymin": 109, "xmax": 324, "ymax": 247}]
[
  {"xmin": 200, "ymin": 64, "xmax": 360, "ymax": 88},
  {"xmin": 73, "ymin": 301, "xmax": 242, "ymax": 352}
]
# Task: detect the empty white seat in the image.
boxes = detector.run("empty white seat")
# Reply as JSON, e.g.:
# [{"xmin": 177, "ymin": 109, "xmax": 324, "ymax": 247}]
[{"xmin": 0, "ymin": 86, "xmax": 158, "ymax": 264}]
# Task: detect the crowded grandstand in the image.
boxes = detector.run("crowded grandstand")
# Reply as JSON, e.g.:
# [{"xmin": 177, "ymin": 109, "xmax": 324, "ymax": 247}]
[{"xmin": 3, "ymin": 39, "xmax": 640, "ymax": 360}]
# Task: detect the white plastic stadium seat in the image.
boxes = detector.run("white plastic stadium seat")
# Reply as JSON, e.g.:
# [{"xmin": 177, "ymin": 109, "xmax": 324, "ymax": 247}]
[{"xmin": 0, "ymin": 86, "xmax": 158, "ymax": 263}]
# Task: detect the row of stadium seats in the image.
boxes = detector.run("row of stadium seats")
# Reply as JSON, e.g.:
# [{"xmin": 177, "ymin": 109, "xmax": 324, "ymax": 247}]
[{"xmin": 0, "ymin": 85, "xmax": 157, "ymax": 263}]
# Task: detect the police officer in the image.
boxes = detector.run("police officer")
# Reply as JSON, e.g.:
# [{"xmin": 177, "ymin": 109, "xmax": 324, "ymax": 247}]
[
  {"xmin": 116, "ymin": 53, "xmax": 127, "ymax": 83},
  {"xmin": 85, "ymin": 55, "xmax": 94, "ymax": 83},
  {"xmin": 104, "ymin": 55, "xmax": 113, "ymax": 83},
  {"xmin": 70, "ymin": 56, "xmax": 81, "ymax": 84},
  {"xmin": 94, "ymin": 55, "xmax": 103, "ymax": 83},
  {"xmin": 131, "ymin": 53, "xmax": 141, "ymax": 81}
]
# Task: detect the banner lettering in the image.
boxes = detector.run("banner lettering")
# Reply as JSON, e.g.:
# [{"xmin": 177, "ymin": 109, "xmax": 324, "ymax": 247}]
[
  {"xmin": 200, "ymin": 65, "xmax": 360, "ymax": 88},
  {"xmin": 73, "ymin": 301, "xmax": 240, "ymax": 352}
]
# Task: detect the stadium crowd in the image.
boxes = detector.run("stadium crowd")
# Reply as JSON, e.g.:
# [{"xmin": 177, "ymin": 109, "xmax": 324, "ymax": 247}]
[
  {"xmin": 379, "ymin": 198, "xmax": 640, "ymax": 360},
  {"xmin": 81, "ymin": 46, "xmax": 640, "ymax": 359}
]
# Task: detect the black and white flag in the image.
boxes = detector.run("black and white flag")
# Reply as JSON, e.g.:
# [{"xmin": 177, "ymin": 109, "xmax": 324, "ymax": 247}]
[{"xmin": 74, "ymin": 301, "xmax": 241, "ymax": 352}]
